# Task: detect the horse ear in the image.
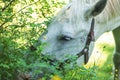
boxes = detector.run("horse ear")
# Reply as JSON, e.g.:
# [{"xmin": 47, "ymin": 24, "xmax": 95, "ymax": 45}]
[{"xmin": 85, "ymin": 0, "xmax": 107, "ymax": 18}]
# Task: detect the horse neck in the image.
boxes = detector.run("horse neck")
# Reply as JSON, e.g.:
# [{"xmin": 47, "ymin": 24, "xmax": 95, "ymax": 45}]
[{"xmin": 93, "ymin": 0, "xmax": 120, "ymax": 40}]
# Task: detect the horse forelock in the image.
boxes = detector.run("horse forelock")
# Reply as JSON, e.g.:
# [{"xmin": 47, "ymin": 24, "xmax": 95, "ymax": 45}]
[{"xmin": 54, "ymin": 0, "xmax": 91, "ymax": 23}]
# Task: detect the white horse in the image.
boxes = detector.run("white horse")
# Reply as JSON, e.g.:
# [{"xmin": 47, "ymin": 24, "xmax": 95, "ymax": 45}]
[{"xmin": 34, "ymin": 0, "xmax": 120, "ymax": 79}]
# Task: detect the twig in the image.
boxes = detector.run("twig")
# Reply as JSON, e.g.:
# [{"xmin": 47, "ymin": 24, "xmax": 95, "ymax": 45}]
[
  {"xmin": 0, "ymin": 1, "xmax": 38, "ymax": 28},
  {"xmin": 2, "ymin": 0, "xmax": 14, "ymax": 12}
]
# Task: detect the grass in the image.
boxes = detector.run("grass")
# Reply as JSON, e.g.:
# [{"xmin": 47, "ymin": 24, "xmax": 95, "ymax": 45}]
[{"xmin": 87, "ymin": 32, "xmax": 115, "ymax": 80}]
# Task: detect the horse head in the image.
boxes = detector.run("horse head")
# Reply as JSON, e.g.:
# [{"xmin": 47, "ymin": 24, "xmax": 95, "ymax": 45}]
[{"xmin": 38, "ymin": 0, "xmax": 107, "ymax": 61}]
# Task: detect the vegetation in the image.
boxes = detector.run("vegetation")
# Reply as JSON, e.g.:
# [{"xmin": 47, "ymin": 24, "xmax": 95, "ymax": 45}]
[{"xmin": 0, "ymin": 0, "xmax": 113, "ymax": 80}]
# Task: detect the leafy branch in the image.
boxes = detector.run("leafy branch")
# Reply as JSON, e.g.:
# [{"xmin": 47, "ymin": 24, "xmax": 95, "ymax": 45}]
[
  {"xmin": 2, "ymin": 0, "xmax": 15, "ymax": 12},
  {"xmin": 0, "ymin": 1, "xmax": 39, "ymax": 28}
]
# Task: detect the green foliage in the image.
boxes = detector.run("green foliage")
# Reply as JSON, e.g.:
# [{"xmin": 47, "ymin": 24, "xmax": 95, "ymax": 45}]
[
  {"xmin": 63, "ymin": 66, "xmax": 98, "ymax": 80},
  {"xmin": 0, "ymin": 0, "xmax": 65, "ymax": 79}
]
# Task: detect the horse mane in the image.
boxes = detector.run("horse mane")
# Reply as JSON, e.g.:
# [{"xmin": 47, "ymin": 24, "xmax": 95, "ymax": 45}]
[
  {"xmin": 54, "ymin": 0, "xmax": 120, "ymax": 23},
  {"xmin": 98, "ymin": 0, "xmax": 120, "ymax": 22}
]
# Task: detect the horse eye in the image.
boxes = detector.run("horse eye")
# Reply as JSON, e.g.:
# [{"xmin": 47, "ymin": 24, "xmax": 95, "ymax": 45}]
[{"xmin": 60, "ymin": 35, "xmax": 73, "ymax": 41}]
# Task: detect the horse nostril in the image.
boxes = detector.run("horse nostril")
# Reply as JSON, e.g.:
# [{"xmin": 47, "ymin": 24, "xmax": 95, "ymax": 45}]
[
  {"xmin": 37, "ymin": 72, "xmax": 44, "ymax": 78},
  {"xmin": 17, "ymin": 72, "xmax": 31, "ymax": 80},
  {"xmin": 30, "ymin": 45, "xmax": 37, "ymax": 51}
]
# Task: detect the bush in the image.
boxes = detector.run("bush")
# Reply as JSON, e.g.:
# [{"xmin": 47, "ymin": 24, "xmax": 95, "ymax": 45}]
[{"xmin": 0, "ymin": 0, "xmax": 65, "ymax": 79}]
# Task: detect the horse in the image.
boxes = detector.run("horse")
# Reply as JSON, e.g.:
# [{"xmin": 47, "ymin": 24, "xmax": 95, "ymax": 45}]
[{"xmin": 31, "ymin": 0, "xmax": 120, "ymax": 79}]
